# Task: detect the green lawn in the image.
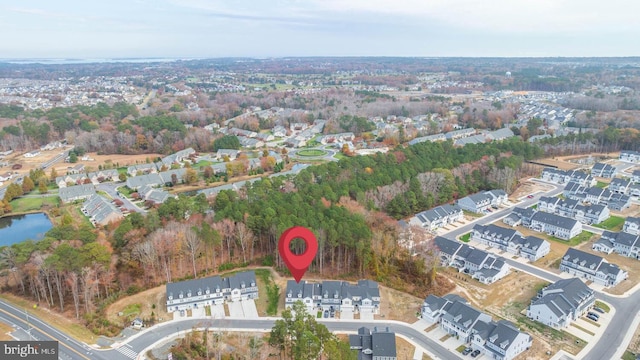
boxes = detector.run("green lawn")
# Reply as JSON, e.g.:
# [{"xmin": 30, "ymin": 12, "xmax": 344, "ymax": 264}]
[
  {"xmin": 593, "ymin": 216, "xmax": 626, "ymax": 232},
  {"xmin": 193, "ymin": 160, "xmax": 214, "ymax": 168},
  {"xmin": 297, "ymin": 149, "xmax": 327, "ymax": 157},
  {"xmin": 623, "ymin": 351, "xmax": 636, "ymax": 360},
  {"xmin": 548, "ymin": 231, "xmax": 595, "ymax": 247},
  {"xmin": 9, "ymin": 196, "xmax": 60, "ymax": 213},
  {"xmin": 596, "ymin": 181, "xmax": 609, "ymax": 189},
  {"xmin": 595, "ymin": 301, "xmax": 610, "ymax": 313},
  {"xmin": 460, "ymin": 233, "xmax": 471, "ymax": 243}
]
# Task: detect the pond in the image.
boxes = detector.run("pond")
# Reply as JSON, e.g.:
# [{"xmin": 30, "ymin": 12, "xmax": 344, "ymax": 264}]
[{"xmin": 0, "ymin": 213, "xmax": 53, "ymax": 247}]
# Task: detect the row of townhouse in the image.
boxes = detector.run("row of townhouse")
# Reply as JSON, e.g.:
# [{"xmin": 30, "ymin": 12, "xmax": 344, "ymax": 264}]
[
  {"xmin": 560, "ymin": 248, "xmax": 627, "ymax": 287},
  {"xmin": 624, "ymin": 217, "xmax": 640, "ymax": 235},
  {"xmin": 349, "ymin": 327, "xmax": 397, "ymax": 360},
  {"xmin": 620, "ymin": 150, "xmax": 640, "ymax": 163},
  {"xmin": 471, "ymin": 224, "xmax": 550, "ymax": 261},
  {"xmin": 456, "ymin": 189, "xmax": 508, "ymax": 213},
  {"xmin": 284, "ymin": 279, "xmax": 380, "ymax": 315},
  {"xmin": 593, "ymin": 230, "xmax": 640, "ymax": 259},
  {"xmin": 537, "ymin": 196, "xmax": 610, "ymax": 225},
  {"xmin": 125, "ymin": 168, "xmax": 187, "ymax": 191},
  {"xmin": 81, "ymin": 194, "xmax": 123, "ymax": 227},
  {"xmin": 503, "ymin": 207, "xmax": 582, "ymax": 240},
  {"xmin": 421, "ymin": 294, "xmax": 532, "ymax": 360},
  {"xmin": 59, "ymin": 183, "xmax": 96, "ymax": 203},
  {"xmin": 591, "ymin": 162, "xmax": 617, "ymax": 178},
  {"xmin": 435, "ymin": 237, "xmax": 510, "ymax": 284},
  {"xmin": 540, "ymin": 168, "xmax": 596, "ymax": 187},
  {"xmin": 56, "ymin": 169, "xmax": 119, "ymax": 188},
  {"xmin": 563, "ymin": 182, "xmax": 632, "ymax": 211},
  {"xmin": 632, "ymin": 170, "xmax": 640, "ymax": 184},
  {"xmin": 165, "ymin": 271, "xmax": 258, "ymax": 312},
  {"xmin": 410, "ymin": 204, "xmax": 463, "ymax": 231},
  {"xmin": 126, "ymin": 148, "xmax": 195, "ymax": 176},
  {"xmin": 526, "ymin": 278, "xmax": 595, "ymax": 329}
]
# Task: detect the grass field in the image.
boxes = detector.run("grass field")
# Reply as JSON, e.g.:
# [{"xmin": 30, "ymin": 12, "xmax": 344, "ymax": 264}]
[
  {"xmin": 548, "ymin": 231, "xmax": 595, "ymax": 247},
  {"xmin": 460, "ymin": 233, "xmax": 471, "ymax": 243},
  {"xmin": 593, "ymin": 216, "xmax": 626, "ymax": 232},
  {"xmin": 193, "ymin": 160, "xmax": 214, "ymax": 168},
  {"xmin": 9, "ymin": 196, "xmax": 60, "ymax": 213},
  {"xmin": 296, "ymin": 149, "xmax": 328, "ymax": 157},
  {"xmin": 596, "ymin": 181, "xmax": 609, "ymax": 189}
]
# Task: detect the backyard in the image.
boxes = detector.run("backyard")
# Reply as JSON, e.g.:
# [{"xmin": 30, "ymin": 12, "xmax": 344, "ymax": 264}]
[{"xmin": 593, "ymin": 216, "xmax": 626, "ymax": 232}]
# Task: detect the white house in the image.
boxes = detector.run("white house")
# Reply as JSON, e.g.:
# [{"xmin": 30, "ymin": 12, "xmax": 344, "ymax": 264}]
[
  {"xmin": 620, "ymin": 150, "xmax": 640, "ymax": 163},
  {"xmin": 410, "ymin": 204, "xmax": 463, "ymax": 231},
  {"xmin": 529, "ymin": 212, "xmax": 582, "ymax": 240},
  {"xmin": 527, "ymin": 278, "xmax": 594, "ymax": 329},
  {"xmin": 435, "ymin": 237, "xmax": 511, "ymax": 284},
  {"xmin": 623, "ymin": 217, "xmax": 640, "ymax": 236},
  {"xmin": 560, "ymin": 248, "xmax": 627, "ymax": 287}
]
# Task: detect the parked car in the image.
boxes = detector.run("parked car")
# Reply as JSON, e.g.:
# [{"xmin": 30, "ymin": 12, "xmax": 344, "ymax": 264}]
[
  {"xmin": 593, "ymin": 307, "xmax": 605, "ymax": 313},
  {"xmin": 471, "ymin": 349, "xmax": 481, "ymax": 357},
  {"xmin": 587, "ymin": 314, "xmax": 598, "ymax": 322},
  {"xmin": 527, "ymin": 195, "xmax": 534, "ymax": 198},
  {"xmin": 462, "ymin": 347, "xmax": 473, "ymax": 355},
  {"xmin": 587, "ymin": 312, "xmax": 599, "ymax": 319}
]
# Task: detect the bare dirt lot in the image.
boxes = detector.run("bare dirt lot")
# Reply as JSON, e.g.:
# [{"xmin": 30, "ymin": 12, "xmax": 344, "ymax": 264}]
[
  {"xmin": 377, "ymin": 286, "xmax": 423, "ymax": 323},
  {"xmin": 51, "ymin": 152, "xmax": 164, "ymax": 174},
  {"xmin": 510, "ymin": 178, "xmax": 555, "ymax": 202},
  {"xmin": 444, "ymin": 269, "xmax": 586, "ymax": 358},
  {"xmin": 105, "ymin": 286, "xmax": 171, "ymax": 327},
  {"xmin": 0, "ymin": 322, "xmax": 13, "ymax": 340}
]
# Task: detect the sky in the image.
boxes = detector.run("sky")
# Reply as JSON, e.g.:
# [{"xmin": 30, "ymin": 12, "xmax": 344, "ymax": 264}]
[{"xmin": 1, "ymin": 0, "xmax": 639, "ymax": 58}]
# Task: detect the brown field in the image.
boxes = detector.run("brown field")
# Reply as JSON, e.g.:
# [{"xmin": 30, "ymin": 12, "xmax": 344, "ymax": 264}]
[
  {"xmin": 51, "ymin": 152, "xmax": 164, "ymax": 174},
  {"xmin": 396, "ymin": 336, "xmax": 416, "ymax": 360},
  {"xmin": 510, "ymin": 178, "xmax": 555, "ymax": 202},
  {"xmin": 628, "ymin": 322, "xmax": 640, "ymax": 355},
  {"xmin": 105, "ymin": 285, "xmax": 171, "ymax": 327},
  {"xmin": 377, "ymin": 286, "xmax": 423, "ymax": 323}
]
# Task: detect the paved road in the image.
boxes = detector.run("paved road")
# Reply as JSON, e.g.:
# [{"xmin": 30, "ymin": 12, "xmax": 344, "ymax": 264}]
[
  {"xmin": 96, "ymin": 182, "xmax": 146, "ymax": 214},
  {"xmin": 0, "ymin": 299, "xmax": 125, "ymax": 360},
  {"xmin": 127, "ymin": 318, "xmax": 461, "ymax": 360}
]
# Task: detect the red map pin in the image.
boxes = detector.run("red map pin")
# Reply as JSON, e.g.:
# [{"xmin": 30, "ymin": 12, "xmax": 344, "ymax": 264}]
[{"xmin": 278, "ymin": 226, "xmax": 318, "ymax": 283}]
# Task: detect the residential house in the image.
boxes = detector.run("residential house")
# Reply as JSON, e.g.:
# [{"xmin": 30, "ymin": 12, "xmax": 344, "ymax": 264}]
[
  {"xmin": 471, "ymin": 320, "xmax": 532, "ymax": 360},
  {"xmin": 87, "ymin": 169, "xmax": 119, "ymax": 184},
  {"xmin": 81, "ymin": 194, "xmax": 123, "ymax": 226},
  {"xmin": 23, "ymin": 150, "xmax": 40, "ymax": 158},
  {"xmin": 126, "ymin": 173, "xmax": 164, "ymax": 191},
  {"xmin": 591, "ymin": 162, "xmax": 617, "ymax": 178},
  {"xmin": 319, "ymin": 132, "xmax": 355, "ymax": 145},
  {"xmin": 127, "ymin": 163, "xmax": 158, "ymax": 177},
  {"xmin": 158, "ymin": 148, "xmax": 195, "ymax": 168},
  {"xmin": 410, "ymin": 204, "xmax": 463, "ymax": 231},
  {"xmin": 138, "ymin": 184, "xmax": 173, "ymax": 205},
  {"xmin": 471, "ymin": 224, "xmax": 522, "ymax": 254},
  {"xmin": 435, "ymin": 237, "xmax": 511, "ymax": 284},
  {"xmin": 457, "ymin": 193, "xmax": 492, "ymax": 213},
  {"xmin": 594, "ymin": 230, "xmax": 640, "ymax": 259},
  {"xmin": 560, "ymin": 248, "xmax": 628, "ymax": 287},
  {"xmin": 66, "ymin": 163, "xmax": 85, "ymax": 175},
  {"xmin": 408, "ymin": 134, "xmax": 446, "ymax": 145},
  {"xmin": 272, "ymin": 125, "xmax": 287, "ymax": 137},
  {"xmin": 519, "ymin": 236, "xmax": 551, "ymax": 262},
  {"xmin": 423, "ymin": 294, "xmax": 531, "ymax": 360},
  {"xmin": 607, "ymin": 193, "xmax": 632, "ymax": 211},
  {"xmin": 632, "ymin": 170, "xmax": 640, "ymax": 184},
  {"xmin": 529, "ymin": 212, "xmax": 582, "ymax": 240},
  {"xmin": 215, "ymin": 149, "xmax": 240, "ymax": 161},
  {"xmin": 526, "ymin": 278, "xmax": 594, "ymax": 329},
  {"xmin": 502, "ymin": 207, "xmax": 536, "ymax": 227},
  {"xmin": 538, "ymin": 196, "xmax": 610, "ymax": 225},
  {"xmin": 541, "ymin": 168, "xmax": 570, "ymax": 184},
  {"xmin": 349, "ymin": 327, "xmax": 397, "ymax": 360},
  {"xmin": 284, "ymin": 279, "xmax": 380, "ymax": 315},
  {"xmin": 59, "ymin": 184, "xmax": 96, "ymax": 203},
  {"xmin": 445, "ymin": 128, "xmax": 475, "ymax": 140},
  {"xmin": 623, "ymin": 217, "xmax": 640, "ymax": 236},
  {"xmin": 610, "ymin": 178, "xmax": 632, "ymax": 194},
  {"xmin": 255, "ymin": 133, "xmax": 274, "ymax": 142},
  {"xmin": 165, "ymin": 271, "xmax": 258, "ymax": 313},
  {"xmin": 620, "ymin": 150, "xmax": 640, "ymax": 163},
  {"xmin": 239, "ymin": 137, "xmax": 264, "ymax": 148},
  {"xmin": 55, "ymin": 174, "xmax": 88, "ymax": 188},
  {"xmin": 0, "ymin": 172, "xmax": 12, "ymax": 182}
]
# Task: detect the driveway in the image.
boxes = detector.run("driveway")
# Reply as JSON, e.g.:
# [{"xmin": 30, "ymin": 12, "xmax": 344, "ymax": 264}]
[
  {"xmin": 210, "ymin": 304, "xmax": 225, "ymax": 319},
  {"xmin": 360, "ymin": 312, "xmax": 374, "ymax": 321},
  {"xmin": 192, "ymin": 307, "xmax": 206, "ymax": 318},
  {"xmin": 340, "ymin": 309, "xmax": 353, "ymax": 320},
  {"xmin": 241, "ymin": 299, "xmax": 259, "ymax": 318},
  {"xmin": 228, "ymin": 301, "xmax": 244, "ymax": 318}
]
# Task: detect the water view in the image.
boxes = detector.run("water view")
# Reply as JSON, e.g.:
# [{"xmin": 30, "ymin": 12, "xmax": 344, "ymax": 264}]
[{"xmin": 0, "ymin": 213, "xmax": 53, "ymax": 247}]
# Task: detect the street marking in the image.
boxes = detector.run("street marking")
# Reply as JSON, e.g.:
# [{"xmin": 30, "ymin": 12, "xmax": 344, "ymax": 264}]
[{"xmin": 116, "ymin": 345, "xmax": 138, "ymax": 359}]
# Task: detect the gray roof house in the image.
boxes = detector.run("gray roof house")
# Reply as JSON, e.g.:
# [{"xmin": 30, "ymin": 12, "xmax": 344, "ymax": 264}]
[
  {"xmin": 165, "ymin": 271, "xmax": 258, "ymax": 313},
  {"xmin": 126, "ymin": 173, "xmax": 164, "ymax": 191},
  {"xmin": 610, "ymin": 178, "xmax": 632, "ymax": 194},
  {"xmin": 527, "ymin": 278, "xmax": 594, "ymax": 329},
  {"xmin": 285, "ymin": 279, "xmax": 381, "ymax": 315},
  {"xmin": 59, "ymin": 184, "xmax": 96, "ymax": 203},
  {"xmin": 472, "ymin": 224, "xmax": 549, "ymax": 261},
  {"xmin": 591, "ymin": 162, "xmax": 616, "ymax": 178},
  {"xmin": 620, "ymin": 150, "xmax": 640, "ymax": 163},
  {"xmin": 560, "ymin": 248, "xmax": 628, "ymax": 287},
  {"xmin": 127, "ymin": 163, "xmax": 158, "ymax": 177},
  {"xmin": 594, "ymin": 230, "xmax": 640, "ymax": 259},
  {"xmin": 422, "ymin": 294, "xmax": 531, "ymax": 360},
  {"xmin": 457, "ymin": 193, "xmax": 492, "ymax": 213},
  {"xmin": 81, "ymin": 194, "xmax": 123, "ymax": 227},
  {"xmin": 623, "ymin": 217, "xmax": 640, "ymax": 236},
  {"xmin": 349, "ymin": 327, "xmax": 397, "ymax": 360},
  {"xmin": 410, "ymin": 204, "xmax": 463, "ymax": 231},
  {"xmin": 529, "ymin": 212, "xmax": 582, "ymax": 240},
  {"xmin": 435, "ymin": 237, "xmax": 510, "ymax": 284}
]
